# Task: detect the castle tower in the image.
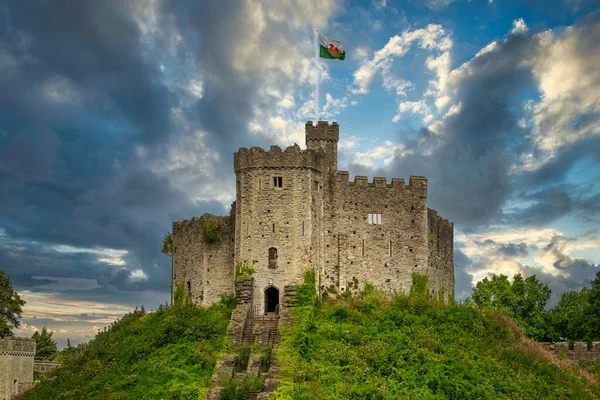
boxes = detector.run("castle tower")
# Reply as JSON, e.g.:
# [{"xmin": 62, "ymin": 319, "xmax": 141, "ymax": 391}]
[
  {"xmin": 232, "ymin": 143, "xmax": 325, "ymax": 315},
  {"xmin": 305, "ymin": 121, "xmax": 339, "ymax": 177}
]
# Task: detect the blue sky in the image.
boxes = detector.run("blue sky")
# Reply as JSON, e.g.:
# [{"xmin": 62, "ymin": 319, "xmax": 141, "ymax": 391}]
[{"xmin": 0, "ymin": 0, "xmax": 599, "ymax": 348}]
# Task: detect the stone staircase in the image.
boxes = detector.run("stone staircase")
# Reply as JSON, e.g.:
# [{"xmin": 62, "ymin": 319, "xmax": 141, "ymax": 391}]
[
  {"xmin": 207, "ymin": 308, "xmax": 282, "ymax": 399},
  {"xmin": 241, "ymin": 313, "xmax": 280, "ymax": 347}
]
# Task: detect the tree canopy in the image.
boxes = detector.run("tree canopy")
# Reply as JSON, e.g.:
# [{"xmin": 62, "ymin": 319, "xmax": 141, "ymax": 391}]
[
  {"xmin": 33, "ymin": 326, "xmax": 58, "ymax": 360},
  {"xmin": 0, "ymin": 269, "xmax": 26, "ymax": 337},
  {"xmin": 471, "ymin": 273, "xmax": 551, "ymax": 337}
]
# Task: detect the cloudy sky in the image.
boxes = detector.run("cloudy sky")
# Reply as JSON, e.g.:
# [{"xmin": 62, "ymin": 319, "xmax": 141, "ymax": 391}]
[{"xmin": 1, "ymin": 0, "xmax": 599, "ymax": 348}]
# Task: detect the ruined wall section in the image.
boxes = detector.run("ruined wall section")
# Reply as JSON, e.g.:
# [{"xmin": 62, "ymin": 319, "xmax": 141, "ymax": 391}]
[
  {"xmin": 428, "ymin": 208, "xmax": 454, "ymax": 302},
  {"xmin": 323, "ymin": 174, "xmax": 429, "ymax": 296},
  {"xmin": 0, "ymin": 337, "xmax": 35, "ymax": 400},
  {"xmin": 234, "ymin": 144, "xmax": 324, "ymax": 314},
  {"xmin": 172, "ymin": 213, "xmax": 235, "ymax": 306}
]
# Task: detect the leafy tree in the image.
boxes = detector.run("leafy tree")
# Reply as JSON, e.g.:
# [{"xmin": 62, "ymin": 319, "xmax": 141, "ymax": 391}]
[
  {"xmin": 32, "ymin": 326, "xmax": 58, "ymax": 360},
  {"xmin": 161, "ymin": 232, "xmax": 172, "ymax": 256},
  {"xmin": 547, "ymin": 289, "xmax": 592, "ymax": 341},
  {"xmin": 588, "ymin": 270, "xmax": 600, "ymax": 339},
  {"xmin": 0, "ymin": 269, "xmax": 26, "ymax": 337},
  {"xmin": 471, "ymin": 273, "xmax": 551, "ymax": 337}
]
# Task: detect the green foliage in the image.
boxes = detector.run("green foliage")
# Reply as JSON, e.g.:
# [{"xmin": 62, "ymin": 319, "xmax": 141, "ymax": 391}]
[
  {"xmin": 220, "ymin": 377, "xmax": 264, "ymax": 400},
  {"xmin": 33, "ymin": 327, "xmax": 58, "ymax": 360},
  {"xmin": 409, "ymin": 272, "xmax": 429, "ymax": 300},
  {"xmin": 173, "ymin": 281, "xmax": 192, "ymax": 307},
  {"xmin": 580, "ymin": 359, "xmax": 600, "ymax": 381},
  {"xmin": 273, "ymin": 292, "xmax": 600, "ymax": 399},
  {"xmin": 235, "ymin": 346, "xmax": 252, "ymax": 372},
  {"xmin": 293, "ymin": 269, "xmax": 316, "ymax": 307},
  {"xmin": 0, "ymin": 269, "xmax": 26, "ymax": 337},
  {"xmin": 22, "ymin": 299, "xmax": 234, "ymax": 400},
  {"xmin": 161, "ymin": 232, "xmax": 172, "ymax": 256},
  {"xmin": 202, "ymin": 220, "xmax": 221, "ymax": 244},
  {"xmin": 428, "ymin": 232, "xmax": 434, "ymax": 244},
  {"xmin": 471, "ymin": 273, "xmax": 551, "ymax": 338},
  {"xmin": 235, "ymin": 260, "xmax": 256, "ymax": 280}
]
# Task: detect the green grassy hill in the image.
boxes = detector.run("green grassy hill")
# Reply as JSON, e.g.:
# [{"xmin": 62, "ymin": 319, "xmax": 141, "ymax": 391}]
[
  {"xmin": 22, "ymin": 296, "xmax": 235, "ymax": 400},
  {"xmin": 23, "ymin": 281, "xmax": 600, "ymax": 400},
  {"xmin": 272, "ymin": 288, "xmax": 600, "ymax": 399}
]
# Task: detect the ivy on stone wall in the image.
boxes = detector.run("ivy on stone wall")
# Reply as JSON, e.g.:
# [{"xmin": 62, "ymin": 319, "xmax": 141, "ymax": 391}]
[{"xmin": 410, "ymin": 272, "xmax": 429, "ymax": 301}]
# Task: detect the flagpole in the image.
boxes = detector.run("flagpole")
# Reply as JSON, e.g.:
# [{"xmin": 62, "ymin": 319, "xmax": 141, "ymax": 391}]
[{"xmin": 315, "ymin": 29, "xmax": 319, "ymax": 121}]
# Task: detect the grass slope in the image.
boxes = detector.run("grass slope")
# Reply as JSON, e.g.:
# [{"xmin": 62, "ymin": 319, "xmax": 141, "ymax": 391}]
[
  {"xmin": 23, "ymin": 299, "xmax": 234, "ymax": 400},
  {"xmin": 273, "ymin": 291, "xmax": 600, "ymax": 399}
]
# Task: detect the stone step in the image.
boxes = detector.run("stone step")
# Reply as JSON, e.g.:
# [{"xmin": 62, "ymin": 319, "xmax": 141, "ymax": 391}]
[{"xmin": 248, "ymin": 389, "xmax": 260, "ymax": 400}]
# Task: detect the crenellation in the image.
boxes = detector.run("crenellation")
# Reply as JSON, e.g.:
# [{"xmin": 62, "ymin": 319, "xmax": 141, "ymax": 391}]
[
  {"xmin": 372, "ymin": 177, "xmax": 387, "ymax": 187},
  {"xmin": 173, "ymin": 121, "xmax": 454, "ymax": 313}
]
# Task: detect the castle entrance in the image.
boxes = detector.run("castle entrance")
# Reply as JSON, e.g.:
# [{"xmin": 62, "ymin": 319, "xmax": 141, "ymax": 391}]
[{"xmin": 264, "ymin": 287, "xmax": 279, "ymax": 313}]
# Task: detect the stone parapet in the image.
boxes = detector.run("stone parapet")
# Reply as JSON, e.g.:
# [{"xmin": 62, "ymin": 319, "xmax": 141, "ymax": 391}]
[
  {"xmin": 0, "ymin": 337, "xmax": 36, "ymax": 356},
  {"xmin": 234, "ymin": 144, "xmax": 324, "ymax": 173},
  {"xmin": 305, "ymin": 120, "xmax": 339, "ymax": 143}
]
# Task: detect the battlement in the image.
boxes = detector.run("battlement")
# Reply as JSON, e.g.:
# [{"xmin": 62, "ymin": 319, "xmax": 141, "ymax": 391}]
[
  {"xmin": 305, "ymin": 121, "xmax": 339, "ymax": 143},
  {"xmin": 234, "ymin": 143, "xmax": 324, "ymax": 173},
  {"xmin": 428, "ymin": 208, "xmax": 454, "ymax": 229},
  {"xmin": 0, "ymin": 337, "xmax": 36, "ymax": 355},
  {"xmin": 336, "ymin": 171, "xmax": 426, "ymax": 191}
]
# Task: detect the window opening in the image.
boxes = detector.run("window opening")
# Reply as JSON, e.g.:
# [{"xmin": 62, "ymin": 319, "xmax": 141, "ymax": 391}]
[
  {"xmin": 272, "ymin": 223, "xmax": 275, "ymax": 233},
  {"xmin": 268, "ymin": 247, "xmax": 278, "ymax": 269},
  {"xmin": 362, "ymin": 239, "xmax": 365, "ymax": 257},
  {"xmin": 258, "ymin": 179, "xmax": 262, "ymax": 191},
  {"xmin": 302, "ymin": 221, "xmax": 305, "ymax": 236},
  {"xmin": 187, "ymin": 281, "xmax": 191, "ymax": 296},
  {"xmin": 273, "ymin": 176, "xmax": 283, "ymax": 188},
  {"xmin": 368, "ymin": 213, "xmax": 382, "ymax": 225},
  {"xmin": 389, "ymin": 240, "xmax": 392, "ymax": 257}
]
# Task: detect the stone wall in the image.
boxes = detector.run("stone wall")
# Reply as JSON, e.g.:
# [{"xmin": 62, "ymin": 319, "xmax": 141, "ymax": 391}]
[
  {"xmin": 172, "ymin": 213, "xmax": 235, "ymax": 307},
  {"xmin": 34, "ymin": 360, "xmax": 63, "ymax": 373},
  {"xmin": 321, "ymin": 173, "xmax": 430, "ymax": 296},
  {"xmin": 428, "ymin": 208, "xmax": 454, "ymax": 302},
  {"xmin": 539, "ymin": 342, "xmax": 600, "ymax": 361},
  {"xmin": 0, "ymin": 337, "xmax": 36, "ymax": 400}
]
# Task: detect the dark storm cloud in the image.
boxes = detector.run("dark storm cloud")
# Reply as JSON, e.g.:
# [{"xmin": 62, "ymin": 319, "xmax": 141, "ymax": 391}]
[
  {"xmin": 453, "ymin": 248, "xmax": 474, "ymax": 300},
  {"xmin": 383, "ymin": 32, "xmax": 538, "ymax": 227},
  {"xmin": 0, "ymin": 1, "xmax": 232, "ymax": 305},
  {"xmin": 497, "ymin": 242, "xmax": 529, "ymax": 258}
]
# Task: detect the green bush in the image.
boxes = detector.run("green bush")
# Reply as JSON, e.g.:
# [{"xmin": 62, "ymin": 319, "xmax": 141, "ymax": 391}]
[
  {"xmin": 220, "ymin": 377, "xmax": 264, "ymax": 400},
  {"xmin": 202, "ymin": 220, "xmax": 221, "ymax": 243},
  {"xmin": 235, "ymin": 260, "xmax": 256, "ymax": 280}
]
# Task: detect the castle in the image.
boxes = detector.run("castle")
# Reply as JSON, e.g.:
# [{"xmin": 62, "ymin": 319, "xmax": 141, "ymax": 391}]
[{"xmin": 172, "ymin": 121, "xmax": 454, "ymax": 314}]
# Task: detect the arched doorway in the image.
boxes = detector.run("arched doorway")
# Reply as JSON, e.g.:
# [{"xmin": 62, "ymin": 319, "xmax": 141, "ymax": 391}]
[{"xmin": 264, "ymin": 286, "xmax": 280, "ymax": 313}]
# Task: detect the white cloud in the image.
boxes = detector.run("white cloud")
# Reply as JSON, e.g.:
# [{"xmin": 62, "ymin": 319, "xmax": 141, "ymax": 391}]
[
  {"xmin": 351, "ymin": 24, "xmax": 452, "ymax": 96},
  {"xmin": 353, "ymin": 141, "xmax": 406, "ymax": 167},
  {"xmin": 511, "ymin": 18, "xmax": 528, "ymax": 34}
]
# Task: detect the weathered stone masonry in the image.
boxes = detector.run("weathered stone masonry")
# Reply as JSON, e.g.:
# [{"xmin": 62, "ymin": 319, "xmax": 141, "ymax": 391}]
[
  {"xmin": 172, "ymin": 121, "xmax": 454, "ymax": 312},
  {"xmin": 0, "ymin": 337, "xmax": 36, "ymax": 400}
]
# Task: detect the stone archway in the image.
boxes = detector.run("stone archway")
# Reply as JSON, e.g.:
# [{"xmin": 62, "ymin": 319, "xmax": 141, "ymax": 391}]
[{"xmin": 264, "ymin": 286, "xmax": 280, "ymax": 313}]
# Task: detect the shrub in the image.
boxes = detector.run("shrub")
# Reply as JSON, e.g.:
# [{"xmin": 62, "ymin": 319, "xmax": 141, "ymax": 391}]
[
  {"xmin": 220, "ymin": 377, "xmax": 264, "ymax": 400},
  {"xmin": 202, "ymin": 220, "xmax": 221, "ymax": 243},
  {"xmin": 235, "ymin": 260, "xmax": 256, "ymax": 280}
]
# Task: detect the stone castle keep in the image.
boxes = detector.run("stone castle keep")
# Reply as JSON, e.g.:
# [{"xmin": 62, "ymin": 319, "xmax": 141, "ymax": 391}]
[{"xmin": 172, "ymin": 121, "xmax": 454, "ymax": 314}]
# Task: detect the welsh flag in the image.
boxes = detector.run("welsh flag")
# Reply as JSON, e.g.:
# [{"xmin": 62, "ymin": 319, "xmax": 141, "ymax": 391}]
[{"xmin": 319, "ymin": 33, "xmax": 345, "ymax": 60}]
